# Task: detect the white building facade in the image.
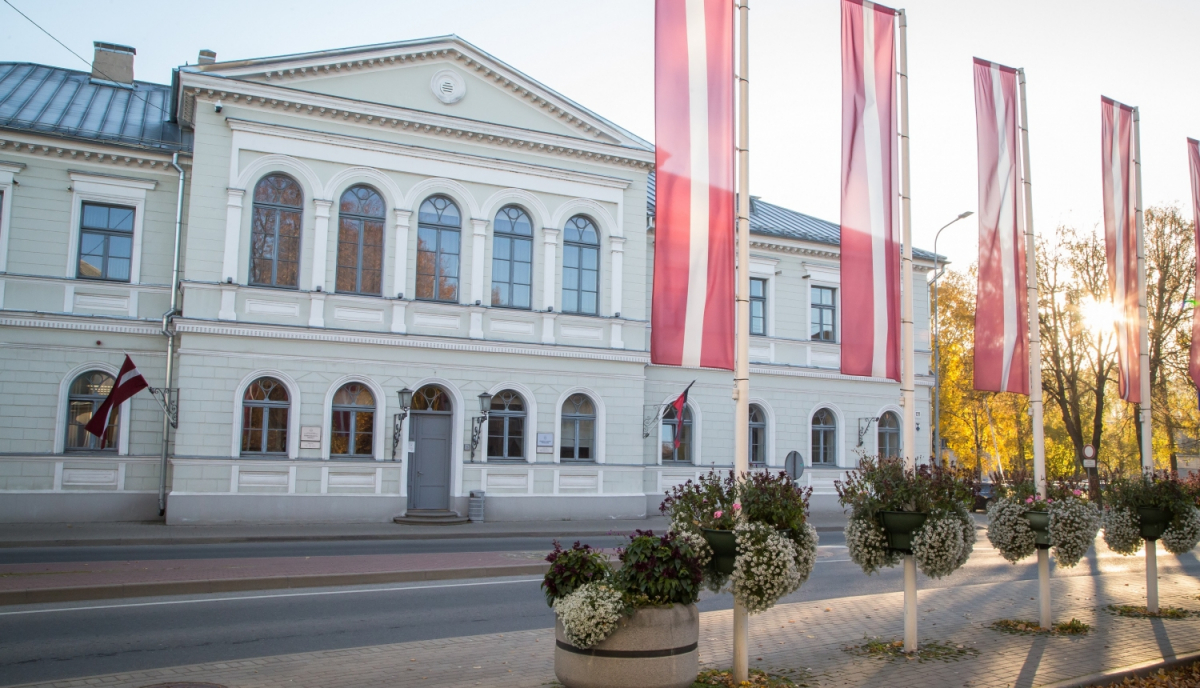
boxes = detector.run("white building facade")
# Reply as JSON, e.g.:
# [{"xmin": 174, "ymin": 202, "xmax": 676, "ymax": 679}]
[{"xmin": 0, "ymin": 37, "xmax": 935, "ymax": 524}]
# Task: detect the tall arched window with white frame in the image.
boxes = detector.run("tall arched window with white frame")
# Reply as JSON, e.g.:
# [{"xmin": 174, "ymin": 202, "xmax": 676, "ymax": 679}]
[
  {"xmin": 560, "ymin": 393, "xmax": 596, "ymax": 462},
  {"xmin": 336, "ymin": 185, "xmax": 385, "ymax": 296},
  {"xmin": 486, "ymin": 390, "xmax": 526, "ymax": 462},
  {"xmin": 242, "ymin": 377, "xmax": 289, "ymax": 455},
  {"xmin": 330, "ymin": 383, "xmax": 375, "ymax": 459},
  {"xmin": 491, "ymin": 205, "xmax": 533, "ymax": 309},
  {"xmin": 66, "ymin": 371, "xmax": 117, "ymax": 451},
  {"xmin": 249, "ymin": 175, "xmax": 303, "ymax": 288},
  {"xmin": 877, "ymin": 411, "xmax": 901, "ymax": 458},
  {"xmin": 811, "ymin": 408, "xmax": 837, "ymax": 465},
  {"xmin": 416, "ymin": 195, "xmax": 461, "ymax": 302},
  {"xmin": 661, "ymin": 404, "xmax": 693, "ymax": 463},
  {"xmin": 749, "ymin": 404, "xmax": 767, "ymax": 466},
  {"xmin": 562, "ymin": 215, "xmax": 599, "ymax": 315}
]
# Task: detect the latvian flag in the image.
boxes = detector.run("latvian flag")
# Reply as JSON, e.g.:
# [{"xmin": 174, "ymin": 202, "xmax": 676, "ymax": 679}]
[
  {"xmin": 1101, "ymin": 97, "xmax": 1141, "ymax": 403},
  {"xmin": 651, "ymin": 0, "xmax": 735, "ymax": 370},
  {"xmin": 1188, "ymin": 137, "xmax": 1200, "ymax": 399},
  {"xmin": 84, "ymin": 355, "xmax": 149, "ymax": 447},
  {"xmin": 840, "ymin": 0, "xmax": 900, "ymax": 381},
  {"xmin": 972, "ymin": 58, "xmax": 1029, "ymax": 394}
]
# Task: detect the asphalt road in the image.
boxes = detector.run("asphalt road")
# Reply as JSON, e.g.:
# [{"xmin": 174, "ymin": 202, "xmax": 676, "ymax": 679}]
[{"xmin": 2, "ymin": 540, "xmax": 1197, "ymax": 687}]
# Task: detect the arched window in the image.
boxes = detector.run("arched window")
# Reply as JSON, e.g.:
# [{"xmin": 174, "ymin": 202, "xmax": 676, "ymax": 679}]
[
  {"xmin": 336, "ymin": 185, "xmax": 385, "ymax": 296},
  {"xmin": 66, "ymin": 371, "xmax": 117, "ymax": 451},
  {"xmin": 812, "ymin": 408, "xmax": 837, "ymax": 465},
  {"xmin": 877, "ymin": 411, "xmax": 901, "ymax": 458},
  {"xmin": 491, "ymin": 205, "xmax": 533, "ymax": 309},
  {"xmin": 416, "ymin": 196, "xmax": 461, "ymax": 302},
  {"xmin": 562, "ymin": 215, "xmax": 599, "ymax": 315},
  {"xmin": 411, "ymin": 385, "xmax": 452, "ymax": 412},
  {"xmin": 487, "ymin": 390, "xmax": 526, "ymax": 462},
  {"xmin": 661, "ymin": 404, "xmax": 693, "ymax": 463},
  {"xmin": 331, "ymin": 383, "xmax": 375, "ymax": 458},
  {"xmin": 249, "ymin": 174, "xmax": 303, "ymax": 288},
  {"xmin": 749, "ymin": 404, "xmax": 766, "ymax": 466},
  {"xmin": 242, "ymin": 377, "xmax": 289, "ymax": 455},
  {"xmin": 560, "ymin": 393, "xmax": 596, "ymax": 462}
]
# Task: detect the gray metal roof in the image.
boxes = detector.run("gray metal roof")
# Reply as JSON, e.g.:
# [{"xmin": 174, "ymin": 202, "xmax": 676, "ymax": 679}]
[
  {"xmin": 0, "ymin": 63, "xmax": 190, "ymax": 152},
  {"xmin": 647, "ymin": 172, "xmax": 938, "ymax": 261}
]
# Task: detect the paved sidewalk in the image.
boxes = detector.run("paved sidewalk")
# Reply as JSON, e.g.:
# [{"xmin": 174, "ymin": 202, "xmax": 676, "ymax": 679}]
[{"xmin": 9, "ymin": 566, "xmax": 1199, "ymax": 688}]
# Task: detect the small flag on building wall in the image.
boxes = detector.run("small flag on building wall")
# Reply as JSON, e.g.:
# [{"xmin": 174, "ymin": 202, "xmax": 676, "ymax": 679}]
[
  {"xmin": 669, "ymin": 381, "xmax": 695, "ymax": 450},
  {"xmin": 1101, "ymin": 97, "xmax": 1141, "ymax": 403},
  {"xmin": 840, "ymin": 0, "xmax": 900, "ymax": 381},
  {"xmin": 1187, "ymin": 137, "xmax": 1200, "ymax": 399},
  {"xmin": 651, "ymin": 0, "xmax": 735, "ymax": 371},
  {"xmin": 972, "ymin": 58, "xmax": 1029, "ymax": 394},
  {"xmin": 84, "ymin": 355, "xmax": 148, "ymax": 447}
]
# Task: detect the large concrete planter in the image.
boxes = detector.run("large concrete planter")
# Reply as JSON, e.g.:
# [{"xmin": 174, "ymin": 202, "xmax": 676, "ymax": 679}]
[
  {"xmin": 879, "ymin": 510, "xmax": 928, "ymax": 554},
  {"xmin": 554, "ymin": 603, "xmax": 699, "ymax": 688},
  {"xmin": 1022, "ymin": 510, "xmax": 1051, "ymax": 549},
  {"xmin": 1137, "ymin": 506, "xmax": 1172, "ymax": 541}
]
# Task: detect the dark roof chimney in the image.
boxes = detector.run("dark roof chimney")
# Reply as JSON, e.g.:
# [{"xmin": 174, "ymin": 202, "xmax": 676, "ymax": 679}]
[{"xmin": 92, "ymin": 41, "xmax": 135, "ymax": 84}]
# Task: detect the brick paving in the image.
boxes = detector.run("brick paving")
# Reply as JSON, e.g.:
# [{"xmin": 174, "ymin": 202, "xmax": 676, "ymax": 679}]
[{"xmin": 8, "ymin": 566, "xmax": 1199, "ymax": 688}]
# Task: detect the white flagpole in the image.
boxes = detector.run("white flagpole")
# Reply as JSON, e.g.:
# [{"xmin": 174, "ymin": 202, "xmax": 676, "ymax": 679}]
[
  {"xmin": 1133, "ymin": 106, "xmax": 1157, "ymax": 613},
  {"xmin": 897, "ymin": 7, "xmax": 919, "ymax": 655},
  {"xmin": 733, "ymin": 0, "xmax": 751, "ymax": 681},
  {"xmin": 1017, "ymin": 68, "xmax": 1052, "ymax": 630}
]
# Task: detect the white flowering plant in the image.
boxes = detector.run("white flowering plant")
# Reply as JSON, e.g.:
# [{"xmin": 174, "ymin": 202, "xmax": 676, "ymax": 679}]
[
  {"xmin": 553, "ymin": 583, "xmax": 625, "ymax": 649},
  {"xmin": 1102, "ymin": 470, "xmax": 1200, "ymax": 556},
  {"xmin": 836, "ymin": 456, "xmax": 977, "ymax": 577},
  {"xmin": 986, "ymin": 474, "xmax": 1099, "ymax": 567}
]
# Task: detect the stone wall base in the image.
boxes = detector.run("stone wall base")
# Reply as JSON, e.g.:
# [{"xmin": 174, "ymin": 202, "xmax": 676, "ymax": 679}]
[{"xmin": 0, "ymin": 492, "xmax": 161, "ymax": 523}]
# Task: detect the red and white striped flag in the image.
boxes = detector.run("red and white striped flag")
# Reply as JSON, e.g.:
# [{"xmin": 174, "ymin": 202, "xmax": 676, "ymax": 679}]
[
  {"xmin": 1101, "ymin": 97, "xmax": 1141, "ymax": 403},
  {"xmin": 1187, "ymin": 137, "xmax": 1200, "ymax": 396},
  {"xmin": 840, "ymin": 0, "xmax": 900, "ymax": 381},
  {"xmin": 651, "ymin": 0, "xmax": 735, "ymax": 370},
  {"xmin": 84, "ymin": 354, "xmax": 148, "ymax": 446},
  {"xmin": 972, "ymin": 58, "xmax": 1029, "ymax": 394}
]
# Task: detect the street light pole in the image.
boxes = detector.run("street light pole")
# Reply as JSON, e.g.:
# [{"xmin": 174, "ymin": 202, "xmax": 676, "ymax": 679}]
[{"xmin": 930, "ymin": 211, "xmax": 973, "ymax": 465}]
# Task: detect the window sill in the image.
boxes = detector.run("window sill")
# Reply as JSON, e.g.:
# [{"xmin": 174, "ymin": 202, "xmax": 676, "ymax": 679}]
[{"xmin": 74, "ymin": 276, "xmax": 131, "ymax": 284}]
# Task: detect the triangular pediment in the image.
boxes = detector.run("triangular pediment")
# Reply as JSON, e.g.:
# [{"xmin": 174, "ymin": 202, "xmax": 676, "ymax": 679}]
[{"xmin": 185, "ymin": 36, "xmax": 649, "ymax": 150}]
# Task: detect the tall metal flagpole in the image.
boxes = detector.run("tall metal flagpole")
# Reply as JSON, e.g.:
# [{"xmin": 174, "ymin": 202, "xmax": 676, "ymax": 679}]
[
  {"xmin": 1017, "ymin": 68, "xmax": 1051, "ymax": 630},
  {"xmin": 896, "ymin": 7, "xmax": 918, "ymax": 654},
  {"xmin": 733, "ymin": 0, "xmax": 752, "ymax": 681},
  {"xmin": 1133, "ymin": 106, "xmax": 1157, "ymax": 613}
]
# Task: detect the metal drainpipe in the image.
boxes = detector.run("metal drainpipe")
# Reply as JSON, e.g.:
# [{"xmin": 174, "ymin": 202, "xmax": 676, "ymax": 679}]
[{"xmin": 159, "ymin": 152, "xmax": 185, "ymax": 517}]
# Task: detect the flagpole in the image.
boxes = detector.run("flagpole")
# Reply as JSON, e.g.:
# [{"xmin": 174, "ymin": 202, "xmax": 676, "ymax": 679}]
[
  {"xmin": 733, "ymin": 0, "xmax": 751, "ymax": 681},
  {"xmin": 1133, "ymin": 106, "xmax": 1157, "ymax": 614},
  {"xmin": 1017, "ymin": 67, "xmax": 1052, "ymax": 630},
  {"xmin": 896, "ymin": 7, "xmax": 919, "ymax": 655}
]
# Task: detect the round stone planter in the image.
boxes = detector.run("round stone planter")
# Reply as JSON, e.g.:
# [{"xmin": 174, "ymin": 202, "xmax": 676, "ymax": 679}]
[
  {"xmin": 554, "ymin": 603, "xmax": 699, "ymax": 688},
  {"xmin": 1136, "ymin": 506, "xmax": 1172, "ymax": 541},
  {"xmin": 879, "ymin": 510, "xmax": 928, "ymax": 554},
  {"xmin": 1022, "ymin": 510, "xmax": 1051, "ymax": 549},
  {"xmin": 701, "ymin": 528, "xmax": 736, "ymax": 574}
]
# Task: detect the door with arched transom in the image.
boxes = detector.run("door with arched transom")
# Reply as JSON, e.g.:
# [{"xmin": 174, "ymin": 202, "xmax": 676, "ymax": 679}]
[{"xmin": 408, "ymin": 385, "xmax": 452, "ymax": 511}]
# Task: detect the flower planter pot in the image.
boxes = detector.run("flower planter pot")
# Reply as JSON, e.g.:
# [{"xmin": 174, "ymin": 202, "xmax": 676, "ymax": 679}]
[
  {"xmin": 1022, "ymin": 510, "xmax": 1051, "ymax": 549},
  {"xmin": 1136, "ymin": 506, "xmax": 1172, "ymax": 541},
  {"xmin": 879, "ymin": 510, "xmax": 929, "ymax": 554},
  {"xmin": 701, "ymin": 528, "xmax": 736, "ymax": 574},
  {"xmin": 554, "ymin": 603, "xmax": 699, "ymax": 688}
]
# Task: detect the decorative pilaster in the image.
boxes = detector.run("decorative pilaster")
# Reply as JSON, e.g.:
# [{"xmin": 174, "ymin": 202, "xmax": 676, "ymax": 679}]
[
  {"xmin": 541, "ymin": 227, "xmax": 560, "ymax": 311},
  {"xmin": 309, "ymin": 292, "xmax": 325, "ymax": 328},
  {"xmin": 541, "ymin": 312, "xmax": 557, "ymax": 344},
  {"xmin": 392, "ymin": 209, "xmax": 412, "ymax": 299},
  {"xmin": 470, "ymin": 218, "xmax": 488, "ymax": 305},
  {"xmin": 310, "ymin": 199, "xmax": 333, "ymax": 291},
  {"xmin": 469, "ymin": 304, "xmax": 485, "ymax": 339},
  {"xmin": 390, "ymin": 300, "xmax": 407, "ymax": 334},
  {"xmin": 221, "ymin": 188, "xmax": 245, "ymax": 282},
  {"xmin": 218, "ymin": 282, "xmax": 237, "ymax": 321},
  {"xmin": 609, "ymin": 236, "xmax": 625, "ymax": 317}
]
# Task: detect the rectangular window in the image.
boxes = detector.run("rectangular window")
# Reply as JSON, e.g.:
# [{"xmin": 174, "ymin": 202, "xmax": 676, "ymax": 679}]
[
  {"xmin": 78, "ymin": 203, "xmax": 134, "ymax": 281},
  {"xmin": 811, "ymin": 286, "xmax": 836, "ymax": 342},
  {"xmin": 563, "ymin": 243, "xmax": 599, "ymax": 314},
  {"xmin": 750, "ymin": 278, "xmax": 766, "ymax": 335},
  {"xmin": 416, "ymin": 226, "xmax": 460, "ymax": 302},
  {"xmin": 491, "ymin": 234, "xmax": 532, "ymax": 308}
]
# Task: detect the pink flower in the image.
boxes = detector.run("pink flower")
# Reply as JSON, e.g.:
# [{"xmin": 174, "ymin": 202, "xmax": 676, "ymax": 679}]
[
  {"xmin": 1072, "ymin": 489, "xmax": 1083, "ymax": 497},
  {"xmin": 1026, "ymin": 497, "xmax": 1034, "ymax": 504},
  {"xmin": 713, "ymin": 510, "xmax": 723, "ymax": 519},
  {"xmin": 733, "ymin": 503, "xmax": 742, "ymax": 511},
  {"xmin": 1047, "ymin": 499, "xmax": 1054, "ymax": 504}
]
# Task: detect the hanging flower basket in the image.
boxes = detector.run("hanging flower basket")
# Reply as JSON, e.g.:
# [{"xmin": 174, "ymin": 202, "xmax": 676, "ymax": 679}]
[
  {"xmin": 1136, "ymin": 506, "xmax": 1172, "ymax": 541},
  {"xmin": 879, "ymin": 510, "xmax": 928, "ymax": 554},
  {"xmin": 1021, "ymin": 510, "xmax": 1051, "ymax": 549},
  {"xmin": 701, "ymin": 528, "xmax": 737, "ymax": 574}
]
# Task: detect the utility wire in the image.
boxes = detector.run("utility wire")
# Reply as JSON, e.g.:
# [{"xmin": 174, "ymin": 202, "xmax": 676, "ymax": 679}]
[{"xmin": 2, "ymin": 0, "xmax": 169, "ymax": 117}]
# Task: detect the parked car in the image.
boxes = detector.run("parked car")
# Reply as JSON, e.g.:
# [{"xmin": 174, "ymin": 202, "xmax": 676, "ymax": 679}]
[{"xmin": 974, "ymin": 482, "xmax": 997, "ymax": 512}]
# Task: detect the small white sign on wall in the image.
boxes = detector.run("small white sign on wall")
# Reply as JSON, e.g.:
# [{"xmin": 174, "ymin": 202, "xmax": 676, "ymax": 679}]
[
  {"xmin": 300, "ymin": 426, "xmax": 321, "ymax": 449},
  {"xmin": 537, "ymin": 433, "xmax": 554, "ymax": 454}
]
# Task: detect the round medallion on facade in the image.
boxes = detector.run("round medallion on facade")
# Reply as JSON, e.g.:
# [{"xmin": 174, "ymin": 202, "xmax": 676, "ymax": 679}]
[{"xmin": 430, "ymin": 69, "xmax": 466, "ymax": 104}]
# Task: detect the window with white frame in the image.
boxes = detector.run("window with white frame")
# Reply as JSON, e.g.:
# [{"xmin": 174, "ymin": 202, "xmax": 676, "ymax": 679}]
[
  {"xmin": 66, "ymin": 371, "xmax": 117, "ymax": 451},
  {"xmin": 877, "ymin": 411, "xmax": 901, "ymax": 458},
  {"xmin": 241, "ymin": 377, "xmax": 289, "ymax": 455},
  {"xmin": 416, "ymin": 195, "xmax": 462, "ymax": 302},
  {"xmin": 78, "ymin": 203, "xmax": 134, "ymax": 281},
  {"xmin": 249, "ymin": 175, "xmax": 303, "ymax": 289},
  {"xmin": 661, "ymin": 404, "xmax": 693, "ymax": 463},
  {"xmin": 811, "ymin": 286, "xmax": 836, "ymax": 342},
  {"xmin": 750, "ymin": 278, "xmax": 767, "ymax": 336},
  {"xmin": 330, "ymin": 382, "xmax": 375, "ymax": 458},
  {"xmin": 335, "ymin": 185, "xmax": 385, "ymax": 296},
  {"xmin": 491, "ymin": 205, "xmax": 533, "ymax": 309},
  {"xmin": 560, "ymin": 393, "xmax": 596, "ymax": 462},
  {"xmin": 562, "ymin": 215, "xmax": 599, "ymax": 315},
  {"xmin": 811, "ymin": 408, "xmax": 836, "ymax": 465},
  {"xmin": 749, "ymin": 404, "xmax": 766, "ymax": 465},
  {"xmin": 486, "ymin": 390, "xmax": 526, "ymax": 462}
]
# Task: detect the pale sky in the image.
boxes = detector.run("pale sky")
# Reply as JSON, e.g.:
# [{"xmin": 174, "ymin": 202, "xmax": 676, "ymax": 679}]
[{"xmin": 3, "ymin": 0, "xmax": 1198, "ymax": 268}]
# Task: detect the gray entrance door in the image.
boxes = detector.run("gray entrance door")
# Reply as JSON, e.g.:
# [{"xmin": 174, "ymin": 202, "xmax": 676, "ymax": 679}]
[{"xmin": 409, "ymin": 413, "xmax": 451, "ymax": 510}]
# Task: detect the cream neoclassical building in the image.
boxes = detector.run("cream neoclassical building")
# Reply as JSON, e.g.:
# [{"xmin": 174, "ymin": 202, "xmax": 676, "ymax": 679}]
[{"xmin": 0, "ymin": 37, "xmax": 936, "ymax": 524}]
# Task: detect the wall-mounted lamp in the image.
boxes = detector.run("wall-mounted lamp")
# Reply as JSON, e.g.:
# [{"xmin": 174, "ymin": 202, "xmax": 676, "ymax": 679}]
[
  {"xmin": 469, "ymin": 391, "xmax": 494, "ymax": 461},
  {"xmin": 391, "ymin": 387, "xmax": 413, "ymax": 462}
]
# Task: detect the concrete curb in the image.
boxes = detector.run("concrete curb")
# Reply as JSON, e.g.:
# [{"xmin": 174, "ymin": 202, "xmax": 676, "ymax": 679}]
[
  {"xmin": 0, "ymin": 562, "xmax": 551, "ymax": 606},
  {"xmin": 1039, "ymin": 649, "xmax": 1200, "ymax": 687}
]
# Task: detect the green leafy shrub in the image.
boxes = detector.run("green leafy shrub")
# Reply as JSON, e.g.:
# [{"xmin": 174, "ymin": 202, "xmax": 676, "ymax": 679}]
[{"xmin": 615, "ymin": 530, "xmax": 703, "ymax": 605}]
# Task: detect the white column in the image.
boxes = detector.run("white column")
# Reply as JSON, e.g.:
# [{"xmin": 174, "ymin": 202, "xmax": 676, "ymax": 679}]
[
  {"xmin": 542, "ymin": 227, "xmax": 560, "ymax": 311},
  {"xmin": 898, "ymin": 9, "xmax": 915, "ymax": 471},
  {"xmin": 221, "ymin": 188, "xmax": 245, "ymax": 282},
  {"xmin": 904, "ymin": 554, "xmax": 918, "ymax": 652},
  {"xmin": 1037, "ymin": 548, "xmax": 1051, "ymax": 628},
  {"xmin": 609, "ymin": 235, "xmax": 625, "ymax": 316},
  {"xmin": 1133, "ymin": 108, "xmax": 1153, "ymax": 472},
  {"xmin": 392, "ymin": 209, "xmax": 412, "ymax": 299},
  {"xmin": 470, "ymin": 218, "xmax": 488, "ymax": 305},
  {"xmin": 311, "ymin": 199, "xmax": 333, "ymax": 292}
]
